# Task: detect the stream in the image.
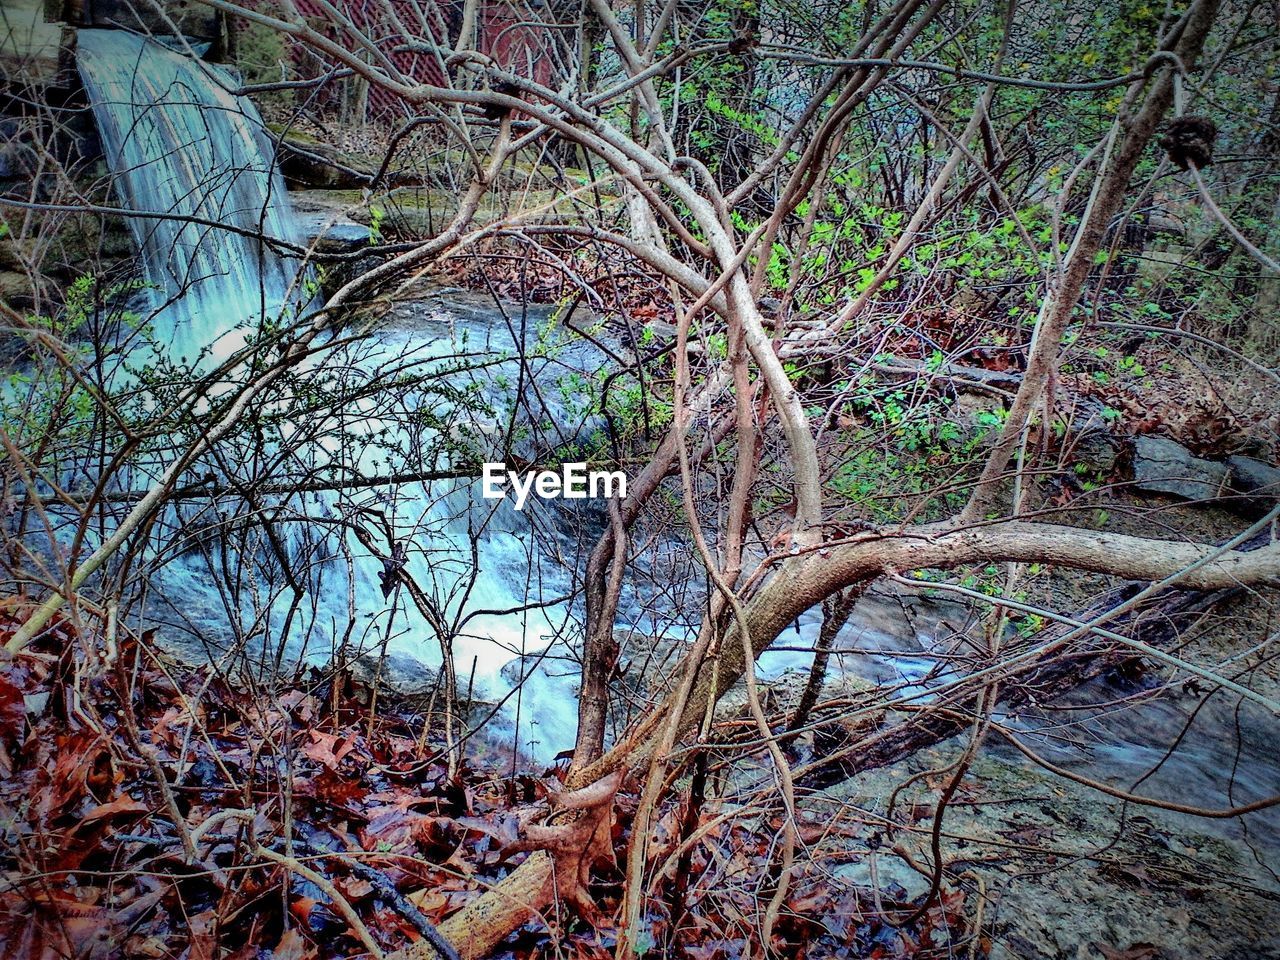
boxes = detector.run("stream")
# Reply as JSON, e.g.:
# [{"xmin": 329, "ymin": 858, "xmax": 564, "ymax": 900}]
[{"xmin": 70, "ymin": 27, "xmax": 1280, "ymax": 873}]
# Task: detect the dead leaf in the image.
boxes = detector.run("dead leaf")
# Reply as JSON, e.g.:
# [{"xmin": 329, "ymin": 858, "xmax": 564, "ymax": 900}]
[
  {"xmin": 407, "ymin": 888, "xmax": 449, "ymax": 917},
  {"xmin": 186, "ymin": 911, "xmax": 219, "ymax": 960},
  {"xmin": 273, "ymin": 928, "xmax": 313, "ymax": 960},
  {"xmin": 334, "ymin": 876, "xmax": 374, "ymax": 902},
  {"xmin": 302, "ymin": 730, "xmax": 358, "ymax": 771},
  {"xmin": 77, "ymin": 796, "xmax": 150, "ymax": 827},
  {"xmin": 500, "ymin": 770, "xmax": 623, "ymax": 927},
  {"xmin": 0, "ymin": 672, "xmax": 25, "ymax": 776}
]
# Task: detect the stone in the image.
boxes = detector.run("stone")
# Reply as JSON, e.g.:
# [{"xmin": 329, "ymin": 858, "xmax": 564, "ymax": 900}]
[
  {"xmin": 292, "ymin": 209, "xmax": 371, "ymax": 253},
  {"xmin": 1130, "ymin": 435, "xmax": 1228, "ymax": 502},
  {"xmin": 1226, "ymin": 454, "xmax": 1280, "ymax": 513},
  {"xmin": 0, "ymin": 270, "xmax": 36, "ymax": 308},
  {"xmin": 833, "ymin": 853, "xmax": 932, "ymax": 900},
  {"xmin": 0, "ymin": 237, "xmax": 36, "ymax": 271},
  {"xmin": 1071, "ymin": 426, "xmax": 1119, "ymax": 474},
  {"xmin": 85, "ymin": 0, "xmax": 222, "ymax": 42},
  {"xmin": 100, "ymin": 221, "xmax": 136, "ymax": 260},
  {"xmin": 0, "ymin": 142, "xmax": 27, "ymax": 181},
  {"xmin": 276, "ymin": 135, "xmax": 377, "ymax": 190}
]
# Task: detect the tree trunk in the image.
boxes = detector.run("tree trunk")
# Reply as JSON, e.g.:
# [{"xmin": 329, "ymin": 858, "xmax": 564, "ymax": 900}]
[
  {"xmin": 964, "ymin": 0, "xmax": 1221, "ymax": 521},
  {"xmin": 412, "ymin": 517, "xmax": 1277, "ymax": 960},
  {"xmin": 1249, "ymin": 87, "xmax": 1280, "ymax": 351}
]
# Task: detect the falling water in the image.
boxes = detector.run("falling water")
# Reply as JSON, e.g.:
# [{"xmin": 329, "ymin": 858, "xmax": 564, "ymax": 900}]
[
  {"xmin": 72, "ymin": 29, "xmax": 592, "ymax": 761},
  {"xmin": 76, "ymin": 29, "xmax": 310, "ymax": 365}
]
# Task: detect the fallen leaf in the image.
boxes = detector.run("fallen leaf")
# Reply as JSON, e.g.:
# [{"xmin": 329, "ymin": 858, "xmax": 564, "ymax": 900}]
[
  {"xmin": 407, "ymin": 888, "xmax": 448, "ymax": 916},
  {"xmin": 273, "ymin": 928, "xmax": 313, "ymax": 960},
  {"xmin": 303, "ymin": 730, "xmax": 358, "ymax": 771},
  {"xmin": 334, "ymin": 876, "xmax": 374, "ymax": 902},
  {"xmin": 78, "ymin": 796, "xmax": 150, "ymax": 827},
  {"xmin": 186, "ymin": 910, "xmax": 219, "ymax": 960}
]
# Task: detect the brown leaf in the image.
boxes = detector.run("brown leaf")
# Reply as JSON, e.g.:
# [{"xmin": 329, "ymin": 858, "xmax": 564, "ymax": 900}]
[
  {"xmin": 151, "ymin": 704, "xmax": 200, "ymax": 749},
  {"xmin": 361, "ymin": 808, "xmax": 423, "ymax": 848},
  {"xmin": 302, "ymin": 730, "xmax": 357, "ymax": 771},
  {"xmin": 407, "ymin": 888, "xmax": 449, "ymax": 918},
  {"xmin": 273, "ymin": 929, "xmax": 313, "ymax": 960},
  {"xmin": 185, "ymin": 911, "xmax": 219, "ymax": 960},
  {"xmin": 334, "ymin": 876, "xmax": 374, "ymax": 902},
  {"xmin": 0, "ymin": 672, "xmax": 25, "ymax": 776},
  {"xmin": 277, "ymin": 690, "xmax": 320, "ymax": 723},
  {"xmin": 501, "ymin": 770, "xmax": 623, "ymax": 927},
  {"xmin": 295, "ymin": 768, "xmax": 367, "ymax": 808},
  {"xmin": 77, "ymin": 796, "xmax": 150, "ymax": 827},
  {"xmin": 45, "ymin": 731, "xmax": 116, "ymax": 815},
  {"xmin": 123, "ymin": 935, "xmax": 171, "ymax": 958},
  {"xmin": 455, "ymin": 813, "xmax": 519, "ymax": 847}
]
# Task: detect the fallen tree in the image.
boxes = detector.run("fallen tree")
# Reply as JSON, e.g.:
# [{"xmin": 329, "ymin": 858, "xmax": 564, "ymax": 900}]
[{"xmin": 424, "ymin": 511, "xmax": 1279, "ymax": 959}]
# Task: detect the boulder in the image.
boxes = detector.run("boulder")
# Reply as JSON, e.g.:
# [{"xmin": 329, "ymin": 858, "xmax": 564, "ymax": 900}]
[
  {"xmin": 292, "ymin": 208, "xmax": 371, "ymax": 254},
  {"xmin": 0, "ymin": 141, "xmax": 31, "ymax": 181},
  {"xmin": 83, "ymin": 0, "xmax": 222, "ymax": 43},
  {"xmin": 276, "ymin": 135, "xmax": 376, "ymax": 190},
  {"xmin": 0, "ymin": 236, "xmax": 36, "ymax": 271},
  {"xmin": 1226, "ymin": 454, "xmax": 1280, "ymax": 512},
  {"xmin": 833, "ymin": 853, "xmax": 932, "ymax": 900},
  {"xmin": 1073, "ymin": 428, "xmax": 1120, "ymax": 474},
  {"xmin": 1131, "ymin": 435, "xmax": 1228, "ymax": 502},
  {"xmin": 0, "ymin": 270, "xmax": 37, "ymax": 309}
]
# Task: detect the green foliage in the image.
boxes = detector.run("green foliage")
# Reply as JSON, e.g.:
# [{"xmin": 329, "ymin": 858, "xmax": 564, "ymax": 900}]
[
  {"xmin": 826, "ymin": 379, "xmax": 1002, "ymax": 522},
  {"xmin": 231, "ymin": 20, "xmax": 292, "ymax": 114},
  {"xmin": 1, "ymin": 276, "xmax": 151, "ymax": 452},
  {"xmin": 701, "ymin": 90, "xmax": 780, "ymax": 149}
]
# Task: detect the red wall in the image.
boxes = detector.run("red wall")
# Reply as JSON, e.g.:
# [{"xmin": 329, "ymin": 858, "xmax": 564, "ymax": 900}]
[{"xmin": 283, "ymin": 1, "xmax": 554, "ymax": 120}]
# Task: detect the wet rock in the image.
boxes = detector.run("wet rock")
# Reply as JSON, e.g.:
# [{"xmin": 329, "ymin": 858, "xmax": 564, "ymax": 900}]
[
  {"xmin": 83, "ymin": 0, "xmax": 222, "ymax": 41},
  {"xmin": 1145, "ymin": 212, "xmax": 1186, "ymax": 240},
  {"xmin": 0, "ymin": 235, "xmax": 32, "ymax": 272},
  {"xmin": 1130, "ymin": 435, "xmax": 1228, "ymax": 502},
  {"xmin": 349, "ymin": 650, "xmax": 438, "ymax": 699},
  {"xmin": 377, "ymin": 198, "xmax": 461, "ymax": 240},
  {"xmin": 53, "ymin": 215, "xmax": 136, "ymax": 265},
  {"xmin": 293, "ymin": 208, "xmax": 371, "ymax": 253},
  {"xmin": 1071, "ymin": 427, "xmax": 1120, "ymax": 474},
  {"xmin": 99, "ymin": 219, "xmax": 137, "ymax": 260},
  {"xmin": 0, "ymin": 140, "xmax": 33, "ymax": 182},
  {"xmin": 276, "ymin": 135, "xmax": 375, "ymax": 189}
]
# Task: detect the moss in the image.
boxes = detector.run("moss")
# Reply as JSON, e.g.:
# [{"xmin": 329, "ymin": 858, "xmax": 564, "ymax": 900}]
[
  {"xmin": 267, "ymin": 123, "xmax": 318, "ymax": 145},
  {"xmin": 232, "ymin": 20, "xmax": 291, "ymax": 114}
]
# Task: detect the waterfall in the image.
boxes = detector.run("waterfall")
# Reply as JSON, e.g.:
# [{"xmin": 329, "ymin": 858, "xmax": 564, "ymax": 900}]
[
  {"xmin": 59, "ymin": 34, "xmax": 1280, "ymax": 819},
  {"xmin": 76, "ymin": 29, "xmax": 310, "ymax": 365},
  {"xmin": 72, "ymin": 30, "xmax": 602, "ymax": 763}
]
